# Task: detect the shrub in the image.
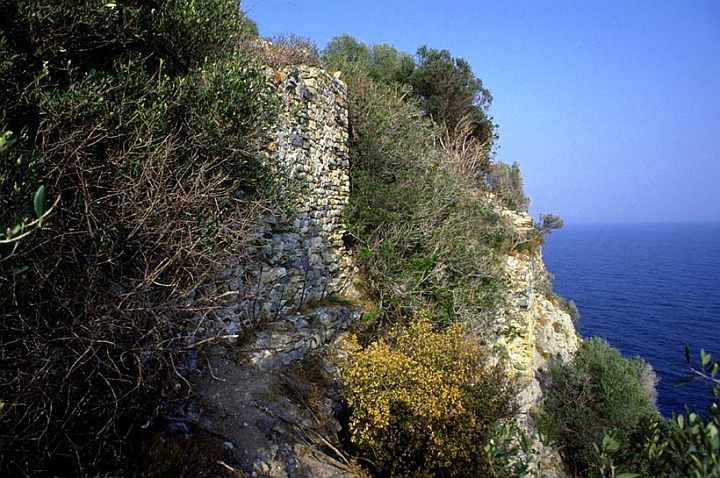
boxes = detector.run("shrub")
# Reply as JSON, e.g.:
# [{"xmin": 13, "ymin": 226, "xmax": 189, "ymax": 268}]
[
  {"xmin": 341, "ymin": 312, "xmax": 518, "ymax": 477},
  {"xmin": 340, "ymin": 70, "xmax": 512, "ymax": 332},
  {"xmin": 570, "ymin": 348, "xmax": 719, "ymax": 478},
  {"xmin": 487, "ymin": 161, "xmax": 530, "ymax": 212},
  {"xmin": 632, "ymin": 349, "xmax": 719, "ymax": 478},
  {"xmin": 535, "ymin": 338, "xmax": 658, "ymax": 477},
  {"xmin": 252, "ymin": 33, "xmax": 323, "ymax": 68},
  {"xmin": 323, "ymin": 39, "xmax": 514, "ymax": 333},
  {"xmin": 0, "ymin": 1, "xmax": 277, "ymax": 474}
]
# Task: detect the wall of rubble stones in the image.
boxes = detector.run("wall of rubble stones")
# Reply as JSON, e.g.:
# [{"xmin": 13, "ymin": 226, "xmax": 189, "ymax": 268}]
[{"xmin": 212, "ymin": 66, "xmax": 357, "ymax": 346}]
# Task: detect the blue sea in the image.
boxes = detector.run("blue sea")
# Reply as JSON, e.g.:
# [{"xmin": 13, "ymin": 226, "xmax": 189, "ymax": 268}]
[{"xmin": 541, "ymin": 222, "xmax": 720, "ymax": 417}]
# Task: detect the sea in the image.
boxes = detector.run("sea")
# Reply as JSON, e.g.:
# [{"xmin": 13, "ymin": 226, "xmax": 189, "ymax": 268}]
[{"xmin": 541, "ymin": 221, "xmax": 720, "ymax": 417}]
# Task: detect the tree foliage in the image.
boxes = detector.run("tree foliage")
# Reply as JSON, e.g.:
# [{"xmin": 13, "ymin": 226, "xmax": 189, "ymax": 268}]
[
  {"xmin": 536, "ymin": 338, "xmax": 660, "ymax": 477},
  {"xmin": 535, "ymin": 213, "xmax": 564, "ymax": 235},
  {"xmin": 410, "ymin": 45, "xmax": 495, "ymax": 147},
  {"xmin": 324, "ymin": 36, "xmax": 496, "ymax": 162}
]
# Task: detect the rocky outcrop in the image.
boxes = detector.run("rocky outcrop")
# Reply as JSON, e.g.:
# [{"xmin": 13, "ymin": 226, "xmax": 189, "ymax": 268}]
[
  {"xmin": 493, "ymin": 210, "xmax": 579, "ymax": 476},
  {"xmin": 500, "ymin": 250, "xmax": 579, "ymax": 400}
]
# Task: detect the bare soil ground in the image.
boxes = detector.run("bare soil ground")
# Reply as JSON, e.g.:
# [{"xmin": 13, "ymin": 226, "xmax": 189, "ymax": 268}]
[{"xmin": 188, "ymin": 338, "xmax": 361, "ymax": 478}]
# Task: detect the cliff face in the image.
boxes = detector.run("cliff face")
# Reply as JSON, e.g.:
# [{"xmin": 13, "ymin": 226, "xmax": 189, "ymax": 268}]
[
  {"xmin": 498, "ymin": 212, "xmax": 579, "ymax": 412},
  {"xmin": 197, "ymin": 66, "xmax": 579, "ymax": 477}
]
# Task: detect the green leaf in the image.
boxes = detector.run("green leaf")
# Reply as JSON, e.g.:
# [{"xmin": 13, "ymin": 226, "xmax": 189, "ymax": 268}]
[
  {"xmin": 34, "ymin": 185, "xmax": 46, "ymax": 218},
  {"xmin": 616, "ymin": 474, "xmax": 647, "ymax": 478},
  {"xmin": 676, "ymin": 376, "xmax": 697, "ymax": 386},
  {"xmin": 677, "ymin": 414, "xmax": 685, "ymax": 428},
  {"xmin": 3, "ymin": 265, "xmax": 29, "ymax": 276},
  {"xmin": 702, "ymin": 350, "xmax": 711, "ymax": 367}
]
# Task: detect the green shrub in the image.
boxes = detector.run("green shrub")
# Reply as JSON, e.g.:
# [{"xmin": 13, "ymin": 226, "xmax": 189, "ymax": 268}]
[
  {"xmin": 325, "ymin": 38, "xmax": 522, "ymax": 334},
  {"xmin": 339, "ymin": 70, "xmax": 512, "ymax": 332},
  {"xmin": 487, "ymin": 161, "xmax": 530, "ymax": 212},
  {"xmin": 341, "ymin": 312, "xmax": 518, "ymax": 477},
  {"xmin": 629, "ymin": 349, "xmax": 719, "ymax": 478},
  {"xmin": 0, "ymin": 1, "xmax": 278, "ymax": 474},
  {"xmin": 535, "ymin": 338, "xmax": 658, "ymax": 477}
]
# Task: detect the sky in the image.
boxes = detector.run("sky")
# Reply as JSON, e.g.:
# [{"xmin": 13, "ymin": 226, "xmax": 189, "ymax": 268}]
[{"xmin": 244, "ymin": 0, "xmax": 720, "ymax": 224}]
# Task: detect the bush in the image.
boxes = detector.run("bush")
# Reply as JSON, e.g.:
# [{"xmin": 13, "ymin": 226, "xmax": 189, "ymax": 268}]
[
  {"xmin": 535, "ymin": 338, "xmax": 658, "ymax": 477},
  {"xmin": 487, "ymin": 161, "xmax": 530, "ymax": 212},
  {"xmin": 0, "ymin": 1, "xmax": 277, "ymax": 474},
  {"xmin": 341, "ymin": 312, "xmax": 518, "ymax": 477},
  {"xmin": 619, "ymin": 348, "xmax": 719, "ymax": 478},
  {"xmin": 251, "ymin": 33, "xmax": 323, "ymax": 68},
  {"xmin": 339, "ymin": 70, "xmax": 512, "ymax": 332}
]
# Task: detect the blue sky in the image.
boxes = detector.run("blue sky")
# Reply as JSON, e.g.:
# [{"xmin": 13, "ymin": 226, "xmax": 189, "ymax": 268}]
[{"xmin": 245, "ymin": 0, "xmax": 720, "ymax": 224}]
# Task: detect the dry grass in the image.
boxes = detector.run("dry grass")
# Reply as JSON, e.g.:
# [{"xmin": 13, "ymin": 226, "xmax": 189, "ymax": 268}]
[
  {"xmin": 244, "ymin": 34, "xmax": 323, "ymax": 68},
  {"xmin": 0, "ymin": 89, "xmax": 266, "ymax": 477}
]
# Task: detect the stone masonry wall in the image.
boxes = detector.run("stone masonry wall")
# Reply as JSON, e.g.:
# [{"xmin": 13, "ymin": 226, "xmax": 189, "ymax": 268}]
[
  {"xmin": 213, "ymin": 66, "xmax": 358, "ymax": 350},
  {"xmin": 254, "ymin": 66, "xmax": 353, "ymax": 314}
]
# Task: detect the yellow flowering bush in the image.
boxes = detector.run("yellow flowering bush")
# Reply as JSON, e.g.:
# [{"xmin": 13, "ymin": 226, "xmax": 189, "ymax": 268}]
[{"xmin": 342, "ymin": 312, "xmax": 517, "ymax": 477}]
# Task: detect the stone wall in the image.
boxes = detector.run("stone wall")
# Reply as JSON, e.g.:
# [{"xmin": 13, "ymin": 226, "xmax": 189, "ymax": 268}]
[
  {"xmin": 253, "ymin": 66, "xmax": 354, "ymax": 317},
  {"xmin": 213, "ymin": 66, "xmax": 357, "ymax": 343}
]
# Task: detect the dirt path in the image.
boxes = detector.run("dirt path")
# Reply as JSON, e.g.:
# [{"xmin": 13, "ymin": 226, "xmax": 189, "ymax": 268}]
[{"xmin": 191, "ymin": 331, "xmax": 361, "ymax": 478}]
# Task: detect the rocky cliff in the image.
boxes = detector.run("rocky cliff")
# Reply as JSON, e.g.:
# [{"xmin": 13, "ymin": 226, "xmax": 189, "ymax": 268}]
[
  {"xmin": 194, "ymin": 66, "xmax": 579, "ymax": 478},
  {"xmin": 499, "ymin": 211, "xmax": 579, "ymax": 415}
]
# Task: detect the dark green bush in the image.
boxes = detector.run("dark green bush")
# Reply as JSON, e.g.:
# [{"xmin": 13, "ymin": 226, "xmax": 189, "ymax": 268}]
[
  {"xmin": 410, "ymin": 45, "xmax": 496, "ymax": 150},
  {"xmin": 0, "ymin": 1, "xmax": 277, "ymax": 475},
  {"xmin": 536, "ymin": 338, "xmax": 658, "ymax": 477}
]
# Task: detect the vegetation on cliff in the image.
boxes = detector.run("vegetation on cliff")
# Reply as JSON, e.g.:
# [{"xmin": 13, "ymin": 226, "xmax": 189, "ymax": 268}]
[
  {"xmin": 341, "ymin": 312, "xmax": 517, "ymax": 477},
  {"xmin": 536, "ymin": 338, "xmax": 659, "ymax": 477},
  {"xmin": 537, "ymin": 343, "xmax": 719, "ymax": 478},
  {"xmin": 322, "ymin": 34, "xmax": 540, "ymax": 334},
  {"xmin": 319, "ymin": 31, "xmax": 719, "ymax": 478},
  {"xmin": 1, "ymin": 0, "xmax": 277, "ymax": 474},
  {"xmin": 319, "ymin": 34, "xmax": 559, "ymax": 477}
]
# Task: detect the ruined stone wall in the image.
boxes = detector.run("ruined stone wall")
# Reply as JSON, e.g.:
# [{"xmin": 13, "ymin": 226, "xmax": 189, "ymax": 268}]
[
  {"xmin": 253, "ymin": 66, "xmax": 353, "ymax": 316},
  {"xmin": 212, "ymin": 66, "xmax": 358, "ymax": 344}
]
